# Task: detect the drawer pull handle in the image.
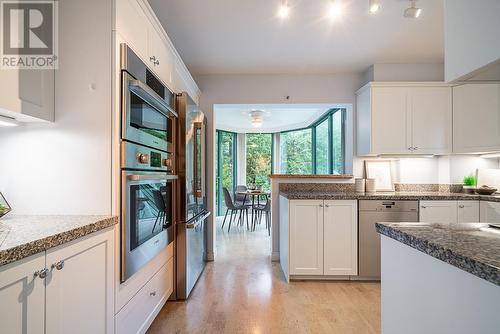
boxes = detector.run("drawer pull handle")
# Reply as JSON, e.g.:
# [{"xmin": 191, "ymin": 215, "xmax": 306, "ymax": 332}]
[
  {"xmin": 421, "ymin": 206, "xmax": 427, "ymax": 209},
  {"xmin": 150, "ymin": 291, "xmax": 157, "ymax": 297},
  {"xmin": 458, "ymin": 205, "xmax": 465, "ymax": 209}
]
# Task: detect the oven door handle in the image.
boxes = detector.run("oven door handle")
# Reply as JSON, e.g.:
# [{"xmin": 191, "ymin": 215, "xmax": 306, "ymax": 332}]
[
  {"xmin": 185, "ymin": 212, "xmax": 211, "ymax": 229},
  {"xmin": 127, "ymin": 174, "xmax": 177, "ymax": 181},
  {"xmin": 128, "ymin": 79, "xmax": 178, "ymax": 119}
]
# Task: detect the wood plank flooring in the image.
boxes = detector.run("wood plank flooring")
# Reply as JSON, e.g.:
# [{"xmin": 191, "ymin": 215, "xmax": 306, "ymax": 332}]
[{"xmin": 147, "ymin": 216, "xmax": 380, "ymax": 334}]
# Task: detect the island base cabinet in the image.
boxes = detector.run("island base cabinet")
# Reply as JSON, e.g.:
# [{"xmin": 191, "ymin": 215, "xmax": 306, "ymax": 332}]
[
  {"xmin": 45, "ymin": 228, "xmax": 114, "ymax": 334},
  {"xmin": 323, "ymin": 200, "xmax": 358, "ymax": 276},
  {"xmin": 0, "ymin": 253, "xmax": 45, "ymax": 334}
]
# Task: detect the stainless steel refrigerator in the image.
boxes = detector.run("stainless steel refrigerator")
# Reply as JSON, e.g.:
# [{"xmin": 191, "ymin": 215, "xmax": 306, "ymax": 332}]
[{"xmin": 173, "ymin": 92, "xmax": 210, "ymax": 299}]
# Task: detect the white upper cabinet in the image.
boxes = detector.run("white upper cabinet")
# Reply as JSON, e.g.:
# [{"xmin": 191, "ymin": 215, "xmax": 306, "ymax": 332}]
[
  {"xmin": 115, "ymin": 0, "xmax": 149, "ymax": 60},
  {"xmin": 357, "ymin": 83, "xmax": 452, "ymax": 156},
  {"xmin": 453, "ymin": 84, "xmax": 500, "ymax": 153},
  {"xmin": 147, "ymin": 27, "xmax": 174, "ymax": 89}
]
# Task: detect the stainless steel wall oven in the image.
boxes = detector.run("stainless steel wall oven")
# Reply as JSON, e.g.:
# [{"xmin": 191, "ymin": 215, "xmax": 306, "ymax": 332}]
[{"xmin": 120, "ymin": 44, "xmax": 177, "ymax": 282}]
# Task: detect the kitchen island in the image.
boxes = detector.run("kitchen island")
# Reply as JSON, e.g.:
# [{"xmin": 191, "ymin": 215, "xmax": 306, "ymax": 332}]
[{"xmin": 376, "ymin": 222, "xmax": 500, "ymax": 334}]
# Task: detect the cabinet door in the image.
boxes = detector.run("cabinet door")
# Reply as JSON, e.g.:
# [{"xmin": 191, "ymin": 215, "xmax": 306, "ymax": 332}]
[
  {"xmin": 371, "ymin": 87, "xmax": 410, "ymax": 154},
  {"xmin": 289, "ymin": 200, "xmax": 324, "ymax": 275},
  {"xmin": 0, "ymin": 253, "xmax": 45, "ymax": 334},
  {"xmin": 45, "ymin": 228, "xmax": 114, "ymax": 334},
  {"xmin": 419, "ymin": 201, "xmax": 457, "ymax": 224},
  {"xmin": 148, "ymin": 27, "xmax": 174, "ymax": 89},
  {"xmin": 457, "ymin": 201, "xmax": 480, "ymax": 223},
  {"xmin": 411, "ymin": 87, "xmax": 452, "ymax": 154},
  {"xmin": 323, "ymin": 200, "xmax": 358, "ymax": 276},
  {"xmin": 480, "ymin": 201, "xmax": 500, "ymax": 223},
  {"xmin": 453, "ymin": 84, "xmax": 500, "ymax": 153},
  {"xmin": 115, "ymin": 0, "xmax": 149, "ymax": 60}
]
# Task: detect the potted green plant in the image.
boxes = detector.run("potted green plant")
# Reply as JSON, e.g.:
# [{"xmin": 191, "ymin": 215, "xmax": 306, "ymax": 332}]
[
  {"xmin": 0, "ymin": 192, "xmax": 11, "ymax": 219},
  {"xmin": 463, "ymin": 175, "xmax": 476, "ymax": 194}
]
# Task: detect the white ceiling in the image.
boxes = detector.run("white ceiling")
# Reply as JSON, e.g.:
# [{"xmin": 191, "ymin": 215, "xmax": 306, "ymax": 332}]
[
  {"xmin": 215, "ymin": 103, "xmax": 346, "ymax": 133},
  {"xmin": 148, "ymin": 0, "xmax": 444, "ymax": 75}
]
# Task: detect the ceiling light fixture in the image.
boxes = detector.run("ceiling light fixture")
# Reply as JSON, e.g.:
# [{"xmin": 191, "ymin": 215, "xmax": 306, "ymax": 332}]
[
  {"xmin": 404, "ymin": 0, "xmax": 421, "ymax": 18},
  {"xmin": 249, "ymin": 110, "xmax": 265, "ymax": 128},
  {"xmin": 0, "ymin": 115, "xmax": 18, "ymax": 127},
  {"xmin": 369, "ymin": 0, "xmax": 380, "ymax": 13},
  {"xmin": 328, "ymin": 0, "xmax": 343, "ymax": 20},
  {"xmin": 278, "ymin": 0, "xmax": 290, "ymax": 18}
]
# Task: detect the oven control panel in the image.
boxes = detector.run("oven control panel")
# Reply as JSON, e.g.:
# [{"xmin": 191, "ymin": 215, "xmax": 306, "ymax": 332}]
[{"xmin": 122, "ymin": 141, "xmax": 173, "ymax": 172}]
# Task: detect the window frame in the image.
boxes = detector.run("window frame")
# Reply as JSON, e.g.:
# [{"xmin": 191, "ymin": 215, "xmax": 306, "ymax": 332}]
[{"xmin": 216, "ymin": 129, "xmax": 238, "ymax": 215}]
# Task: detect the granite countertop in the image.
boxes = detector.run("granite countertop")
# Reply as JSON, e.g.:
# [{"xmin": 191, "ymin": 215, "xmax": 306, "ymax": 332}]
[
  {"xmin": 279, "ymin": 190, "xmax": 500, "ymax": 202},
  {"xmin": 0, "ymin": 215, "xmax": 118, "ymax": 266},
  {"xmin": 376, "ymin": 222, "xmax": 500, "ymax": 286}
]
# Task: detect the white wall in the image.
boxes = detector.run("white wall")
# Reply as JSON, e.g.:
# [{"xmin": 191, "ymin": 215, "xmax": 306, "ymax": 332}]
[
  {"xmin": 0, "ymin": 0, "xmax": 112, "ymax": 215},
  {"xmin": 196, "ymin": 73, "xmax": 364, "ymax": 259},
  {"xmin": 444, "ymin": 0, "xmax": 500, "ymax": 82}
]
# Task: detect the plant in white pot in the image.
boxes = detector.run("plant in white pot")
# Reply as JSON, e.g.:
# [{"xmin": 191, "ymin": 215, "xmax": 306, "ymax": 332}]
[{"xmin": 462, "ymin": 175, "xmax": 476, "ymax": 194}]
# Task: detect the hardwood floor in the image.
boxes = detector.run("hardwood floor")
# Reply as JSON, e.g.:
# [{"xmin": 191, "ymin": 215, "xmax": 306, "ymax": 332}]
[{"xmin": 147, "ymin": 216, "xmax": 380, "ymax": 334}]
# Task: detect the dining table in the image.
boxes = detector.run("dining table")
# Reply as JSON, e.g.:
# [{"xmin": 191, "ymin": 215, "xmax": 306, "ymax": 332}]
[{"xmin": 235, "ymin": 190, "xmax": 270, "ymax": 230}]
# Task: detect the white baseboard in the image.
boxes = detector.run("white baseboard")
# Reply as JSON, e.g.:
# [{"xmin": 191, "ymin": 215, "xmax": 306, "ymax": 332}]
[{"xmin": 271, "ymin": 252, "xmax": 280, "ymax": 262}]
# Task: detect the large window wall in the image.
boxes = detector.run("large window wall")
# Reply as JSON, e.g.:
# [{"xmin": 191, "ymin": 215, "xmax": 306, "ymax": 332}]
[
  {"xmin": 216, "ymin": 130, "xmax": 237, "ymax": 216},
  {"xmin": 246, "ymin": 133, "xmax": 273, "ymax": 191},
  {"xmin": 280, "ymin": 108, "xmax": 345, "ymax": 174}
]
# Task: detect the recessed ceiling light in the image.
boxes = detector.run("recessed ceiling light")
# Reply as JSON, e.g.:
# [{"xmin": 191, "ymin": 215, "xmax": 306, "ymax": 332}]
[
  {"xmin": 0, "ymin": 115, "xmax": 18, "ymax": 127},
  {"xmin": 278, "ymin": 0, "xmax": 290, "ymax": 18},
  {"xmin": 369, "ymin": 0, "xmax": 380, "ymax": 13},
  {"xmin": 404, "ymin": 0, "xmax": 421, "ymax": 18},
  {"xmin": 328, "ymin": 0, "xmax": 343, "ymax": 20}
]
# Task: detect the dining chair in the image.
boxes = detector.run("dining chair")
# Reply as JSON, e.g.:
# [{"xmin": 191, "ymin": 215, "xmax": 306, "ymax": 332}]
[
  {"xmin": 252, "ymin": 198, "xmax": 271, "ymax": 236},
  {"xmin": 234, "ymin": 185, "xmax": 251, "ymax": 206},
  {"xmin": 222, "ymin": 187, "xmax": 250, "ymax": 232}
]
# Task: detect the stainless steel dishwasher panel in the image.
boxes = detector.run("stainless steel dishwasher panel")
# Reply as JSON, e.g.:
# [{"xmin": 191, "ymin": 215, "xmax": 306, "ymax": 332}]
[{"xmin": 358, "ymin": 200, "xmax": 419, "ymax": 279}]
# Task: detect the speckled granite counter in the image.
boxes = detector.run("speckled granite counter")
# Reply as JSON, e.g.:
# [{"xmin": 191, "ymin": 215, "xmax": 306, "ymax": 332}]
[
  {"xmin": 279, "ymin": 190, "xmax": 500, "ymax": 202},
  {"xmin": 376, "ymin": 222, "xmax": 500, "ymax": 286},
  {"xmin": 0, "ymin": 215, "xmax": 118, "ymax": 266}
]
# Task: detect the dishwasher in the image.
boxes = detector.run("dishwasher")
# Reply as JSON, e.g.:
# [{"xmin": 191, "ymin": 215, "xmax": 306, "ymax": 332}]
[{"xmin": 358, "ymin": 200, "xmax": 419, "ymax": 280}]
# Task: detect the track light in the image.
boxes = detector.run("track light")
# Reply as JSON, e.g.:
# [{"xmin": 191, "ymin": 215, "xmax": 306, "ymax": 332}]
[
  {"xmin": 278, "ymin": 0, "xmax": 290, "ymax": 18},
  {"xmin": 369, "ymin": 0, "xmax": 380, "ymax": 13},
  {"xmin": 328, "ymin": 0, "xmax": 343, "ymax": 20},
  {"xmin": 404, "ymin": 0, "xmax": 421, "ymax": 18}
]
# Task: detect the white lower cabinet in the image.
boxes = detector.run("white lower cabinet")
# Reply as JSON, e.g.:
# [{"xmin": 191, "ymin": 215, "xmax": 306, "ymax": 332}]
[
  {"xmin": 0, "ymin": 228, "xmax": 114, "ymax": 334},
  {"xmin": 45, "ymin": 229, "xmax": 115, "ymax": 334},
  {"xmin": 420, "ymin": 200, "xmax": 479, "ymax": 224},
  {"xmin": 0, "ymin": 253, "xmax": 46, "ymax": 334},
  {"xmin": 323, "ymin": 200, "xmax": 358, "ymax": 276},
  {"xmin": 480, "ymin": 201, "xmax": 500, "ymax": 223},
  {"xmin": 116, "ymin": 257, "xmax": 174, "ymax": 334},
  {"xmin": 287, "ymin": 199, "xmax": 357, "ymax": 277}
]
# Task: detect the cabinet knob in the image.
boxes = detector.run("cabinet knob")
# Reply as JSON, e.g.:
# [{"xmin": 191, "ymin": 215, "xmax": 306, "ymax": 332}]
[
  {"xmin": 51, "ymin": 260, "xmax": 65, "ymax": 271},
  {"xmin": 149, "ymin": 56, "xmax": 156, "ymax": 62},
  {"xmin": 154, "ymin": 59, "xmax": 160, "ymax": 66},
  {"xmin": 34, "ymin": 268, "xmax": 48, "ymax": 279},
  {"xmin": 324, "ymin": 204, "xmax": 330, "ymax": 208},
  {"xmin": 421, "ymin": 206, "xmax": 427, "ymax": 209},
  {"xmin": 458, "ymin": 204, "xmax": 465, "ymax": 209},
  {"xmin": 413, "ymin": 147, "xmax": 419, "ymax": 151},
  {"xmin": 319, "ymin": 204, "xmax": 324, "ymax": 208},
  {"xmin": 150, "ymin": 291, "xmax": 157, "ymax": 297}
]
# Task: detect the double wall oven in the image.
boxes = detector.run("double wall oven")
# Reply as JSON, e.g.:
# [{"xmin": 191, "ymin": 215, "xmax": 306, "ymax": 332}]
[{"xmin": 120, "ymin": 44, "xmax": 177, "ymax": 282}]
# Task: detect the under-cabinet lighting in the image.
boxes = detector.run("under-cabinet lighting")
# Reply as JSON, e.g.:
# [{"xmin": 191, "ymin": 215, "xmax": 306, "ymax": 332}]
[
  {"xmin": 0, "ymin": 115, "xmax": 18, "ymax": 127},
  {"xmin": 479, "ymin": 153, "xmax": 500, "ymax": 159}
]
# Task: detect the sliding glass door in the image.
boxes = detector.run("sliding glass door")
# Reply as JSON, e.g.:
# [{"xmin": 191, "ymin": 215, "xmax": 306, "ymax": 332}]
[{"xmin": 216, "ymin": 130, "xmax": 237, "ymax": 216}]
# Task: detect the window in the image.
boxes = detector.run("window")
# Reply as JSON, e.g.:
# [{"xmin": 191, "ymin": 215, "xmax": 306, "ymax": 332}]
[
  {"xmin": 216, "ymin": 130, "xmax": 237, "ymax": 215},
  {"xmin": 280, "ymin": 128, "xmax": 313, "ymax": 174},
  {"xmin": 246, "ymin": 133, "xmax": 273, "ymax": 191},
  {"xmin": 314, "ymin": 117, "xmax": 330, "ymax": 174},
  {"xmin": 280, "ymin": 108, "xmax": 345, "ymax": 175}
]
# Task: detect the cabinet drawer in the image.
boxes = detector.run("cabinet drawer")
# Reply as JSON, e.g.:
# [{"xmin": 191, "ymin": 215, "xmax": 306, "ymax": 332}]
[{"xmin": 115, "ymin": 258, "xmax": 173, "ymax": 334}]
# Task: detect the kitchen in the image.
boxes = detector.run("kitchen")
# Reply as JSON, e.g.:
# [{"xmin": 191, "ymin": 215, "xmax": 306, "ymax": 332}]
[{"xmin": 0, "ymin": 0, "xmax": 499, "ymax": 334}]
